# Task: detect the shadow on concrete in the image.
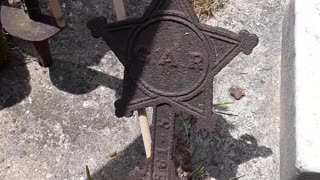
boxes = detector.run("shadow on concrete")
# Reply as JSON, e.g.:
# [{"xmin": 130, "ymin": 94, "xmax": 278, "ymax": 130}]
[
  {"xmin": 46, "ymin": 0, "xmax": 117, "ymax": 96},
  {"xmin": 191, "ymin": 115, "xmax": 273, "ymax": 180},
  {"xmin": 0, "ymin": 50, "xmax": 31, "ymax": 110},
  {"xmin": 0, "ymin": 0, "xmax": 151, "ymax": 107},
  {"xmin": 297, "ymin": 173, "xmax": 320, "ymax": 180},
  {"xmin": 48, "ymin": 59, "xmax": 123, "ymax": 97},
  {"xmin": 91, "ymin": 115, "xmax": 272, "ymax": 180},
  {"xmin": 45, "ymin": 0, "xmax": 151, "ymax": 97}
]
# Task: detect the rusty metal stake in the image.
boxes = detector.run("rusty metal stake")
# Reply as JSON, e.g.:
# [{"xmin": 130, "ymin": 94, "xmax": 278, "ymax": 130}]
[
  {"xmin": 33, "ymin": 40, "xmax": 52, "ymax": 67},
  {"xmin": 0, "ymin": 25, "xmax": 8, "ymax": 67},
  {"xmin": 88, "ymin": 0, "xmax": 259, "ymax": 179},
  {"xmin": 0, "ymin": 0, "xmax": 62, "ymax": 67}
]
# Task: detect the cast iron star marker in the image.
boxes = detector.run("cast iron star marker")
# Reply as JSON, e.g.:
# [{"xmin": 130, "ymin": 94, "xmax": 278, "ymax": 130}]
[{"xmin": 88, "ymin": 0, "xmax": 258, "ymax": 179}]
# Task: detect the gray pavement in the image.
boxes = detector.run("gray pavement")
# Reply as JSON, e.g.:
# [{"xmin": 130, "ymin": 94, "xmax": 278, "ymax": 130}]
[{"xmin": 0, "ymin": 0, "xmax": 287, "ymax": 179}]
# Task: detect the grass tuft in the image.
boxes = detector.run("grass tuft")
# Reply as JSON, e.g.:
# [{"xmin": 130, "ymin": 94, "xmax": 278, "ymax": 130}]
[{"xmin": 190, "ymin": 0, "xmax": 228, "ymax": 19}]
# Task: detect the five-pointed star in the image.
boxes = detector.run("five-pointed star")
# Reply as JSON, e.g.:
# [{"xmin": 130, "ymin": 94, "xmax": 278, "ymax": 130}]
[{"xmin": 88, "ymin": 0, "xmax": 258, "ymax": 130}]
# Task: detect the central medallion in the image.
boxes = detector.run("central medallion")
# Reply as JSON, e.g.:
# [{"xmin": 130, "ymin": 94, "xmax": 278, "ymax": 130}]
[{"xmin": 128, "ymin": 14, "xmax": 213, "ymax": 97}]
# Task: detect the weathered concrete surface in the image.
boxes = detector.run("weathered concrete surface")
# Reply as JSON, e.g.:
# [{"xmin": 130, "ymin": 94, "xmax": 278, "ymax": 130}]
[
  {"xmin": 202, "ymin": 0, "xmax": 286, "ymax": 179},
  {"xmin": 0, "ymin": 0, "xmax": 286, "ymax": 179},
  {"xmin": 281, "ymin": 0, "xmax": 320, "ymax": 179}
]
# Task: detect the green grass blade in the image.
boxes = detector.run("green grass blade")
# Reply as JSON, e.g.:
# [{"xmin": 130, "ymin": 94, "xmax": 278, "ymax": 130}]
[
  {"xmin": 212, "ymin": 102, "xmax": 234, "ymax": 107},
  {"xmin": 86, "ymin": 165, "xmax": 93, "ymax": 180}
]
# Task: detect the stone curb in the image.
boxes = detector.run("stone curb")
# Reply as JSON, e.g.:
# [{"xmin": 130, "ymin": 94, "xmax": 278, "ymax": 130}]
[{"xmin": 281, "ymin": 0, "xmax": 320, "ymax": 179}]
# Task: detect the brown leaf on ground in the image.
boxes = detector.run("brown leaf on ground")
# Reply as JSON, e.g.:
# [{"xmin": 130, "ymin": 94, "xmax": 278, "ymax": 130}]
[
  {"xmin": 229, "ymin": 87, "xmax": 245, "ymax": 100},
  {"xmin": 109, "ymin": 152, "xmax": 118, "ymax": 158}
]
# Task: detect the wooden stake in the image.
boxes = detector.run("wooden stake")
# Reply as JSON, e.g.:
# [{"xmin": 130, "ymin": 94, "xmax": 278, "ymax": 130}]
[
  {"xmin": 137, "ymin": 109, "xmax": 152, "ymax": 158},
  {"xmin": 112, "ymin": 0, "xmax": 126, "ymax": 21},
  {"xmin": 113, "ymin": 0, "xmax": 152, "ymax": 158},
  {"xmin": 48, "ymin": 0, "xmax": 65, "ymax": 28}
]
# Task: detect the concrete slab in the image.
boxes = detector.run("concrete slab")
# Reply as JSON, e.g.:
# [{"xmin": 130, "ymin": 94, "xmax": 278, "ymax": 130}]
[
  {"xmin": 281, "ymin": 0, "xmax": 320, "ymax": 179},
  {"xmin": 0, "ymin": 0, "xmax": 286, "ymax": 179}
]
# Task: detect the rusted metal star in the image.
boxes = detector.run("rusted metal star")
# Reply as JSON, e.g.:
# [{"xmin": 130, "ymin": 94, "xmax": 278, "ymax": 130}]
[{"xmin": 88, "ymin": 0, "xmax": 258, "ymax": 179}]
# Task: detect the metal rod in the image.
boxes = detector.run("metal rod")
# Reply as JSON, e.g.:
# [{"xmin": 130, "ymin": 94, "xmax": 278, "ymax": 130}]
[
  {"xmin": 33, "ymin": 40, "xmax": 52, "ymax": 67},
  {"xmin": 0, "ymin": 25, "xmax": 8, "ymax": 67}
]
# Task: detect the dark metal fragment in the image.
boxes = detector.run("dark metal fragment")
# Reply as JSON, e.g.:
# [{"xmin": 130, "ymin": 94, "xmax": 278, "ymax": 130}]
[
  {"xmin": 88, "ymin": 0, "xmax": 259, "ymax": 179},
  {"xmin": 0, "ymin": 0, "xmax": 61, "ymax": 67}
]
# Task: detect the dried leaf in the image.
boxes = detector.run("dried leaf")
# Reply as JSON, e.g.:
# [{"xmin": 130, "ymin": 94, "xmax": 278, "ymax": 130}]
[
  {"xmin": 109, "ymin": 152, "xmax": 118, "ymax": 158},
  {"xmin": 229, "ymin": 87, "xmax": 245, "ymax": 100}
]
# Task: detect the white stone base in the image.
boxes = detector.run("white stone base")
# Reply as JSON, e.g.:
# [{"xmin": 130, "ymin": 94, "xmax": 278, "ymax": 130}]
[{"xmin": 281, "ymin": 0, "xmax": 320, "ymax": 179}]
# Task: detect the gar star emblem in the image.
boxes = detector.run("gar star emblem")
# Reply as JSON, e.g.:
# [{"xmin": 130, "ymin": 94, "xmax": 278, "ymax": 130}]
[{"xmin": 88, "ymin": 0, "xmax": 258, "ymax": 179}]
